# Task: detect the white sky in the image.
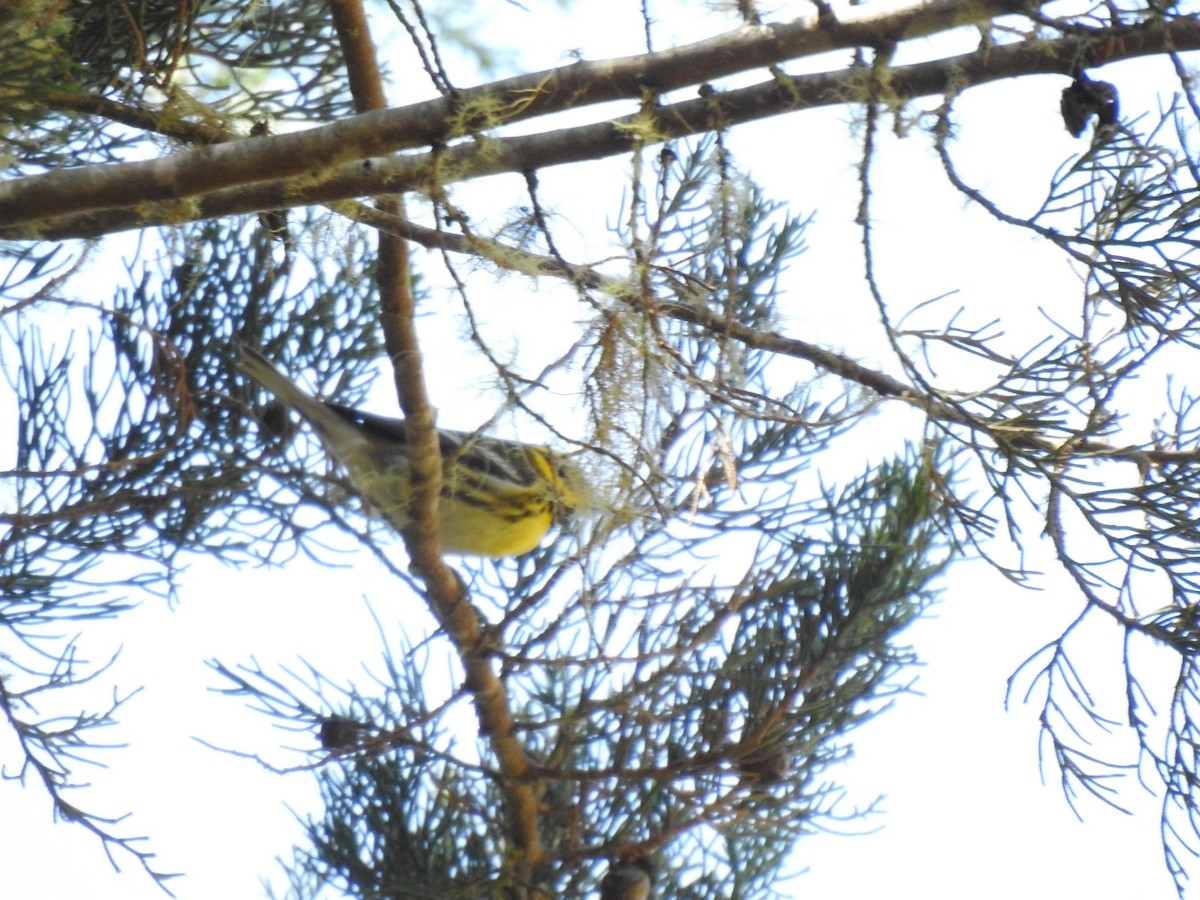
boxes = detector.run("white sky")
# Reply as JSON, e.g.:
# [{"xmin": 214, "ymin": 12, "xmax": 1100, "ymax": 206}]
[{"xmin": 1, "ymin": 1, "xmax": 1193, "ymax": 898}]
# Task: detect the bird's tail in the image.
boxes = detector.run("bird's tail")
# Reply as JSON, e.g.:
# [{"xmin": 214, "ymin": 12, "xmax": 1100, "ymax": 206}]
[{"xmin": 235, "ymin": 346, "xmax": 362, "ymax": 447}]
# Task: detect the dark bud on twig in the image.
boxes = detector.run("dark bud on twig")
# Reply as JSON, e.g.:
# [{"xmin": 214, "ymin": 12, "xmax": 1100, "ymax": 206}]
[
  {"xmin": 738, "ymin": 746, "xmax": 792, "ymax": 791},
  {"xmin": 1061, "ymin": 72, "xmax": 1119, "ymax": 138},
  {"xmin": 251, "ymin": 120, "xmax": 291, "ymax": 243},
  {"xmin": 319, "ymin": 715, "xmax": 366, "ymax": 751},
  {"xmin": 257, "ymin": 399, "xmax": 294, "ymax": 441},
  {"xmin": 665, "ymin": 739, "xmax": 686, "ymax": 767},
  {"xmin": 257, "ymin": 208, "xmax": 290, "ymax": 242},
  {"xmin": 600, "ymin": 857, "xmax": 655, "ymax": 900}
]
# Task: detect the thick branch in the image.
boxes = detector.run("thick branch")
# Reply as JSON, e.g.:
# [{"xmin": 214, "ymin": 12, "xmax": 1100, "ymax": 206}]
[
  {"xmin": 6, "ymin": 17, "xmax": 1195, "ymax": 242},
  {"xmin": 12, "ymin": 0, "xmax": 1007, "ymax": 223},
  {"xmin": 328, "ymin": 0, "xmax": 546, "ymax": 877}
]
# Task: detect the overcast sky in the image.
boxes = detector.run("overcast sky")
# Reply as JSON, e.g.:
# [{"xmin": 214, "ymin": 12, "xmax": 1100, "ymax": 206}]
[{"xmin": 2, "ymin": 1, "xmax": 1190, "ymax": 898}]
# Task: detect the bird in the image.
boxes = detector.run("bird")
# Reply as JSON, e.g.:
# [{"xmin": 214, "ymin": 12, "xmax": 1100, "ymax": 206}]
[{"xmin": 235, "ymin": 346, "xmax": 584, "ymax": 557}]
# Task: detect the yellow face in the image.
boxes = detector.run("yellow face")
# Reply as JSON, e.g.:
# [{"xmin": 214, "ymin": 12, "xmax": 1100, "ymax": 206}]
[{"xmin": 528, "ymin": 448, "xmax": 587, "ymax": 517}]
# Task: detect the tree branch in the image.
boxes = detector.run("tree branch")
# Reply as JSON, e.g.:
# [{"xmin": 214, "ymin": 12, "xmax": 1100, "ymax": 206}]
[
  {"xmin": 9, "ymin": 6, "xmax": 1187, "ymax": 240},
  {"xmin": 348, "ymin": 205, "xmax": 1200, "ymax": 473},
  {"xmin": 328, "ymin": 0, "xmax": 547, "ymax": 880}
]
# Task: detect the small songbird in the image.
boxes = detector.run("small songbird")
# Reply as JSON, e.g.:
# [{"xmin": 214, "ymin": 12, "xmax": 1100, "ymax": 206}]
[
  {"xmin": 599, "ymin": 858, "xmax": 654, "ymax": 900},
  {"xmin": 236, "ymin": 346, "xmax": 584, "ymax": 557}
]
